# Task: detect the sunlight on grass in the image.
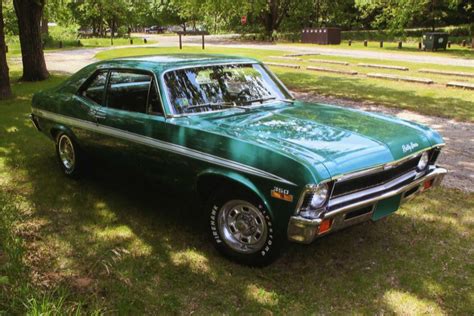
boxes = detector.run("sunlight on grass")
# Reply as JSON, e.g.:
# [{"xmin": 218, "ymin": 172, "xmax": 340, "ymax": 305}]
[
  {"xmin": 95, "ymin": 225, "xmax": 134, "ymax": 240},
  {"xmin": 246, "ymin": 284, "xmax": 279, "ymax": 307},
  {"xmin": 383, "ymin": 290, "xmax": 445, "ymax": 315},
  {"xmin": 94, "ymin": 201, "xmax": 118, "ymax": 223},
  {"xmin": 170, "ymin": 249, "xmax": 211, "ymax": 274},
  {"xmin": 6, "ymin": 127, "xmax": 19, "ymax": 133}
]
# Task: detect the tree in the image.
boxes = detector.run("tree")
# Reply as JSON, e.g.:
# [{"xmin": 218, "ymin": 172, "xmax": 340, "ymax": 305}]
[
  {"xmin": 260, "ymin": 0, "xmax": 294, "ymax": 37},
  {"xmin": 0, "ymin": 0, "xmax": 12, "ymax": 99},
  {"xmin": 13, "ymin": 0, "xmax": 49, "ymax": 81}
]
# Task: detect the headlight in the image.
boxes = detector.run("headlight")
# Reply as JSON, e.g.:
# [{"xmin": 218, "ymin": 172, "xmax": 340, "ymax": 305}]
[
  {"xmin": 417, "ymin": 151, "xmax": 429, "ymax": 171},
  {"xmin": 309, "ymin": 183, "xmax": 329, "ymax": 209}
]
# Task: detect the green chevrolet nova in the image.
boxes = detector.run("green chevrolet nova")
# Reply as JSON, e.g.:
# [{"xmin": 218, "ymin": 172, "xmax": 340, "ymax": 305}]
[{"xmin": 31, "ymin": 54, "xmax": 447, "ymax": 266}]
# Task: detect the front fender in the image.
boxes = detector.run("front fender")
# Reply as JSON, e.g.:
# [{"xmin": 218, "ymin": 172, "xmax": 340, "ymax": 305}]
[{"xmin": 196, "ymin": 168, "xmax": 272, "ymax": 215}]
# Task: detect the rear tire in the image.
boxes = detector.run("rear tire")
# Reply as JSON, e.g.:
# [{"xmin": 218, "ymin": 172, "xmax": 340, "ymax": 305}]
[
  {"xmin": 208, "ymin": 189, "xmax": 282, "ymax": 266},
  {"xmin": 55, "ymin": 132, "xmax": 83, "ymax": 178}
]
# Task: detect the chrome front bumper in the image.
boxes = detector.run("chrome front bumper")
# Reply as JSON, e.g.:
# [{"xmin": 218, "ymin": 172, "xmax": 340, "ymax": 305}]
[{"xmin": 287, "ymin": 167, "xmax": 447, "ymax": 244}]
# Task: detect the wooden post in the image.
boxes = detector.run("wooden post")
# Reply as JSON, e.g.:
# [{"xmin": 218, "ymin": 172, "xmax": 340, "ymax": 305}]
[
  {"xmin": 144, "ymin": 38, "xmax": 147, "ymax": 44},
  {"xmin": 418, "ymin": 42, "xmax": 422, "ymax": 50},
  {"xmin": 202, "ymin": 34, "xmax": 205, "ymax": 49},
  {"xmin": 59, "ymin": 40, "xmax": 63, "ymax": 48},
  {"xmin": 348, "ymin": 40, "xmax": 352, "ymax": 46},
  {"xmin": 462, "ymin": 40, "xmax": 466, "ymax": 47},
  {"xmin": 398, "ymin": 41, "xmax": 402, "ymax": 49},
  {"xmin": 130, "ymin": 39, "xmax": 133, "ymax": 45},
  {"xmin": 380, "ymin": 40, "xmax": 383, "ymax": 48},
  {"xmin": 364, "ymin": 40, "xmax": 367, "ymax": 47},
  {"xmin": 447, "ymin": 41, "xmax": 451, "ymax": 48},
  {"xmin": 179, "ymin": 34, "xmax": 182, "ymax": 49}
]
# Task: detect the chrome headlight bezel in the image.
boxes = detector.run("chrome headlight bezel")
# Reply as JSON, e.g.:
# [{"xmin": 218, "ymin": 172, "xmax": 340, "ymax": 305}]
[
  {"xmin": 417, "ymin": 151, "xmax": 429, "ymax": 171},
  {"xmin": 309, "ymin": 183, "xmax": 329, "ymax": 209},
  {"xmin": 297, "ymin": 182, "xmax": 331, "ymax": 219}
]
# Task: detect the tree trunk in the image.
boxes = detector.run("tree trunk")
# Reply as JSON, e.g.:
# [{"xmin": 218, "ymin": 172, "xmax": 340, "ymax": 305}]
[
  {"xmin": 471, "ymin": 23, "xmax": 474, "ymax": 49},
  {"xmin": 41, "ymin": 14, "xmax": 48, "ymax": 34},
  {"xmin": 13, "ymin": 0, "xmax": 49, "ymax": 81},
  {"xmin": 0, "ymin": 1, "xmax": 12, "ymax": 99}
]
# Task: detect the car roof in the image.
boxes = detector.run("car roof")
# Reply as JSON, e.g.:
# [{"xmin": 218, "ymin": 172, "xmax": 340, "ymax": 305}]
[{"xmin": 95, "ymin": 54, "xmax": 260, "ymax": 73}]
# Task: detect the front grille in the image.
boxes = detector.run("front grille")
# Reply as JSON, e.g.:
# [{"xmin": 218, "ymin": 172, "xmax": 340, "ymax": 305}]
[{"xmin": 332, "ymin": 155, "xmax": 421, "ymax": 198}]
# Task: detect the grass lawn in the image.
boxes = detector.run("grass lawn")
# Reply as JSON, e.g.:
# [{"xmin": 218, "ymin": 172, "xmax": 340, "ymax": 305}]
[
  {"xmin": 96, "ymin": 46, "xmax": 474, "ymax": 122},
  {"xmin": 5, "ymin": 37, "xmax": 156, "ymax": 56},
  {"xmin": 1, "ymin": 70, "xmax": 473, "ymax": 313}
]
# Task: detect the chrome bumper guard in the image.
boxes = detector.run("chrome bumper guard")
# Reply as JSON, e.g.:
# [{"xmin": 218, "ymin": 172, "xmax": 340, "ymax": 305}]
[{"xmin": 287, "ymin": 167, "xmax": 447, "ymax": 244}]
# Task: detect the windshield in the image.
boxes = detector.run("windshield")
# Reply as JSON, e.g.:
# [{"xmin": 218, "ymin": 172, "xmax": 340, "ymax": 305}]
[{"xmin": 163, "ymin": 63, "xmax": 290, "ymax": 114}]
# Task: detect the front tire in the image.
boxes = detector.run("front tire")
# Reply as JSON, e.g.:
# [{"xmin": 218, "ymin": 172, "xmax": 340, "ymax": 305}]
[
  {"xmin": 55, "ymin": 133, "xmax": 82, "ymax": 178},
  {"xmin": 208, "ymin": 189, "xmax": 282, "ymax": 266}
]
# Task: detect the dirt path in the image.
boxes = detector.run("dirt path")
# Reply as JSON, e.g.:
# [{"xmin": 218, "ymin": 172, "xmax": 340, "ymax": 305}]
[
  {"xmin": 147, "ymin": 34, "xmax": 474, "ymax": 68},
  {"xmin": 295, "ymin": 92, "xmax": 474, "ymax": 192},
  {"xmin": 9, "ymin": 34, "xmax": 472, "ymax": 73}
]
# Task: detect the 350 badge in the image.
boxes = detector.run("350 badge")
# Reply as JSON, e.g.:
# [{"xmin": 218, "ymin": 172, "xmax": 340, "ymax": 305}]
[{"xmin": 270, "ymin": 186, "xmax": 293, "ymax": 202}]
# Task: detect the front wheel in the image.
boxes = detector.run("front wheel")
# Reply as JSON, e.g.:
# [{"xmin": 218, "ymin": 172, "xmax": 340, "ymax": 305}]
[{"xmin": 208, "ymin": 189, "xmax": 282, "ymax": 266}]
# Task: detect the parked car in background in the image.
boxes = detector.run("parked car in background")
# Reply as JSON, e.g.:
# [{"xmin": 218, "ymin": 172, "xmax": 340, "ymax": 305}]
[
  {"xmin": 30, "ymin": 54, "xmax": 447, "ymax": 266},
  {"xmin": 145, "ymin": 26, "xmax": 165, "ymax": 34}
]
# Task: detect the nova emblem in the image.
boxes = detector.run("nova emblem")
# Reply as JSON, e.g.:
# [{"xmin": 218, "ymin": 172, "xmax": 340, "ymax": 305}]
[{"xmin": 402, "ymin": 142, "xmax": 419, "ymax": 153}]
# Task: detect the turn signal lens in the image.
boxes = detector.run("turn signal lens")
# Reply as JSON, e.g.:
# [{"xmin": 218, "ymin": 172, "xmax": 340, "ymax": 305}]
[
  {"xmin": 318, "ymin": 219, "xmax": 332, "ymax": 234},
  {"xmin": 423, "ymin": 179, "xmax": 433, "ymax": 190}
]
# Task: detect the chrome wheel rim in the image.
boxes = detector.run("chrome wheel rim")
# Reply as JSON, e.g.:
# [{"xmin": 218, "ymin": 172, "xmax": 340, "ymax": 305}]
[
  {"xmin": 218, "ymin": 200, "xmax": 268, "ymax": 254},
  {"xmin": 58, "ymin": 135, "xmax": 75, "ymax": 171}
]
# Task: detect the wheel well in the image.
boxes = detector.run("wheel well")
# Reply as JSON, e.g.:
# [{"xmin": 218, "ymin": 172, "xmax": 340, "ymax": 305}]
[
  {"xmin": 196, "ymin": 174, "xmax": 260, "ymax": 204},
  {"xmin": 50, "ymin": 127, "xmax": 62, "ymax": 140}
]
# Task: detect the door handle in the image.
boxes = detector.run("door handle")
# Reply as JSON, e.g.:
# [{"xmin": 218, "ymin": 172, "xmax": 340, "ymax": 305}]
[
  {"xmin": 89, "ymin": 109, "xmax": 107, "ymax": 120},
  {"xmin": 94, "ymin": 110, "xmax": 107, "ymax": 119}
]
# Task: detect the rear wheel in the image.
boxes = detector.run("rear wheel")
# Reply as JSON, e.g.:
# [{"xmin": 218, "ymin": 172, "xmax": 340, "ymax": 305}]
[
  {"xmin": 55, "ymin": 133, "xmax": 82, "ymax": 177},
  {"xmin": 208, "ymin": 189, "xmax": 282, "ymax": 266}
]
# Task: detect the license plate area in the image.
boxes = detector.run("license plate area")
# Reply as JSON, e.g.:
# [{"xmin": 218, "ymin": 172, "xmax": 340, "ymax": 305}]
[{"xmin": 372, "ymin": 194, "xmax": 402, "ymax": 221}]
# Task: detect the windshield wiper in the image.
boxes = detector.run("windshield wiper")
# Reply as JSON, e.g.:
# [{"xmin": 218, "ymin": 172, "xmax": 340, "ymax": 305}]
[
  {"xmin": 240, "ymin": 96, "xmax": 276, "ymax": 105},
  {"xmin": 184, "ymin": 102, "xmax": 243, "ymax": 113}
]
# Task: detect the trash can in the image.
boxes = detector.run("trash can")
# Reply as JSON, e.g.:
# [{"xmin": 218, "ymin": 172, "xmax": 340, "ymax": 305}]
[
  {"xmin": 301, "ymin": 27, "xmax": 341, "ymax": 45},
  {"xmin": 422, "ymin": 32, "xmax": 449, "ymax": 51}
]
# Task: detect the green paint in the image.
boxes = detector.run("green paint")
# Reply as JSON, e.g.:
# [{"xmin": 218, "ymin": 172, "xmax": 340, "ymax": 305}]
[{"xmin": 372, "ymin": 194, "xmax": 402, "ymax": 221}]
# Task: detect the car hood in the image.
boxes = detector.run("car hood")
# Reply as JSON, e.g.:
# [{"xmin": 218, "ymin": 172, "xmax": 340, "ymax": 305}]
[{"xmin": 185, "ymin": 101, "xmax": 443, "ymax": 178}]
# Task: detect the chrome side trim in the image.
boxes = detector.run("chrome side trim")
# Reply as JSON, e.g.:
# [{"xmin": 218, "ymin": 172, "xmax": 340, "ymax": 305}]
[{"xmin": 32, "ymin": 108, "xmax": 297, "ymax": 186}]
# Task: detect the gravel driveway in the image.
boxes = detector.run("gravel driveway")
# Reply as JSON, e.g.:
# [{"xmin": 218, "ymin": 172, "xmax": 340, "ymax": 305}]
[{"xmin": 295, "ymin": 92, "xmax": 474, "ymax": 192}]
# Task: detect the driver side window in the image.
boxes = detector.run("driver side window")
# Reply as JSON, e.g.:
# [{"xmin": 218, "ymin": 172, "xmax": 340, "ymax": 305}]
[{"xmin": 81, "ymin": 71, "xmax": 108, "ymax": 105}]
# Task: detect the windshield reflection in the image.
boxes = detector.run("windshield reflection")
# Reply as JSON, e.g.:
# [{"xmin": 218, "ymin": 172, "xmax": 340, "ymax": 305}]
[{"xmin": 164, "ymin": 63, "xmax": 289, "ymax": 115}]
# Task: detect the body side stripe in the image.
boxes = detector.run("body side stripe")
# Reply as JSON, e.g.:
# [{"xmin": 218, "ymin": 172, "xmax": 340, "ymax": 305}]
[{"xmin": 32, "ymin": 108, "xmax": 297, "ymax": 186}]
